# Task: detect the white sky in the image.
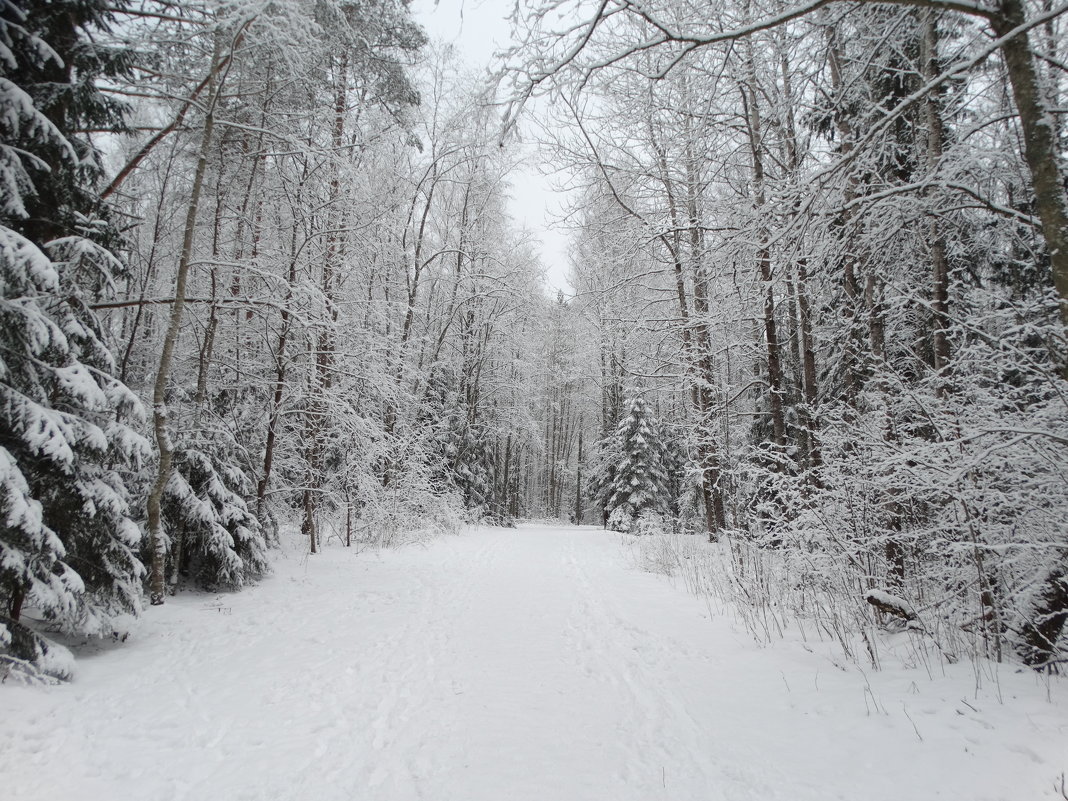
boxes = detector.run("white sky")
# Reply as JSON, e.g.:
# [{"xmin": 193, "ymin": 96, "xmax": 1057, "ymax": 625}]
[{"xmin": 411, "ymin": 0, "xmax": 573, "ymax": 294}]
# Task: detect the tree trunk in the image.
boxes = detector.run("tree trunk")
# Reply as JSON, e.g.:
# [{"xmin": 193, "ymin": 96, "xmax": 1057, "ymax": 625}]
[
  {"xmin": 827, "ymin": 28, "xmax": 865, "ymax": 401},
  {"xmin": 256, "ymin": 202, "xmax": 303, "ymax": 517},
  {"xmin": 680, "ymin": 106, "xmax": 728, "ymax": 533},
  {"xmin": 574, "ymin": 426, "xmax": 584, "ymax": 524},
  {"xmin": 922, "ymin": 11, "xmax": 952, "ymax": 383},
  {"xmin": 145, "ymin": 43, "xmax": 223, "ymax": 606},
  {"xmin": 302, "ymin": 488, "xmax": 318, "ymax": 554},
  {"xmin": 8, "ymin": 585, "xmax": 24, "ymax": 621},
  {"xmin": 743, "ymin": 74, "xmax": 788, "ymax": 450},
  {"xmin": 795, "ymin": 260, "xmax": 822, "ymax": 472},
  {"xmin": 992, "ymin": 0, "xmax": 1068, "ymax": 326},
  {"xmin": 777, "ymin": 45, "xmax": 822, "ymax": 473}
]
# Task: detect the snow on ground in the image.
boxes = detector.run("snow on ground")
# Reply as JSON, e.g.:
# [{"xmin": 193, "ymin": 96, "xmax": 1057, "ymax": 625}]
[{"xmin": 2, "ymin": 524, "xmax": 1066, "ymax": 800}]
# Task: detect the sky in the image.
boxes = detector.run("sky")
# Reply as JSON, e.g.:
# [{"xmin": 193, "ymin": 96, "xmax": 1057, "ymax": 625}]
[{"xmin": 410, "ymin": 0, "xmax": 574, "ymax": 294}]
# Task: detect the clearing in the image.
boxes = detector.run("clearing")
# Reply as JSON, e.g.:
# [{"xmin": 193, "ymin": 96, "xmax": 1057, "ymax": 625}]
[{"xmin": 2, "ymin": 524, "xmax": 1065, "ymax": 800}]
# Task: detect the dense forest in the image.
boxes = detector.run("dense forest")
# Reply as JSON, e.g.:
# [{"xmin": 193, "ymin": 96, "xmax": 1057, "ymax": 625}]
[{"xmin": 1, "ymin": 0, "xmax": 1066, "ymax": 683}]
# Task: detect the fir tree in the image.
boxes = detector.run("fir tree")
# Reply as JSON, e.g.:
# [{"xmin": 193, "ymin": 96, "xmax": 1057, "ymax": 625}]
[
  {"xmin": 605, "ymin": 397, "xmax": 671, "ymax": 533},
  {"xmin": 585, "ymin": 430, "xmax": 620, "ymax": 527},
  {"xmin": 162, "ymin": 440, "xmax": 269, "ymax": 592},
  {"xmin": 0, "ymin": 0, "xmax": 146, "ymax": 679},
  {"xmin": 657, "ymin": 420, "xmax": 687, "ymax": 519},
  {"xmin": 1, "ymin": 0, "xmax": 131, "ymax": 246}
]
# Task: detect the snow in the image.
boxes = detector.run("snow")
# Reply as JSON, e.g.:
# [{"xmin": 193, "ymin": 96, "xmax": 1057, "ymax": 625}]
[
  {"xmin": 864, "ymin": 588, "xmax": 917, "ymax": 619},
  {"xmin": 2, "ymin": 524, "xmax": 1066, "ymax": 800}
]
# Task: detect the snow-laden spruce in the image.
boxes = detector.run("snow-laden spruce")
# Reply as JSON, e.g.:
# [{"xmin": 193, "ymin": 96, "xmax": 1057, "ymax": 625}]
[
  {"xmin": 162, "ymin": 441, "xmax": 269, "ymax": 591},
  {"xmin": 0, "ymin": 0, "xmax": 148, "ymax": 681},
  {"xmin": 589, "ymin": 397, "xmax": 678, "ymax": 535}
]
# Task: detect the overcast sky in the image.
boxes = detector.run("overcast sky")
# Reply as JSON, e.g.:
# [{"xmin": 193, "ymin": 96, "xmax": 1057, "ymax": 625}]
[{"xmin": 411, "ymin": 0, "xmax": 573, "ymax": 294}]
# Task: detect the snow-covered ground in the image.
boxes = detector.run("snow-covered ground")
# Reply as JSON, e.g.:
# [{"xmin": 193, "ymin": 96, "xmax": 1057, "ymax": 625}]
[{"xmin": 2, "ymin": 524, "xmax": 1065, "ymax": 800}]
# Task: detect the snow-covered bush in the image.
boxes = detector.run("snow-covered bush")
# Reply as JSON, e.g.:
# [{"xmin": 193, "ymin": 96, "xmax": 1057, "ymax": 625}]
[
  {"xmin": 635, "ymin": 510, "xmax": 667, "ymax": 538},
  {"xmin": 359, "ymin": 483, "xmax": 466, "ymax": 549}
]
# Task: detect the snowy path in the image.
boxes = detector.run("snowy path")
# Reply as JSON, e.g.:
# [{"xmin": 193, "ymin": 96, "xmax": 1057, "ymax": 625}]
[{"xmin": 2, "ymin": 524, "xmax": 1066, "ymax": 800}]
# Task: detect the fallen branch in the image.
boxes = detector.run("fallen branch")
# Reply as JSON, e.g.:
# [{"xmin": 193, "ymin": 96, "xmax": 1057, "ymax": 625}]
[{"xmin": 865, "ymin": 589, "xmax": 918, "ymax": 622}]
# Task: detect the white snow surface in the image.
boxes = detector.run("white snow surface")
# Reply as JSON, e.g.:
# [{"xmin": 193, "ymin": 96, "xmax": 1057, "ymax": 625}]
[{"xmin": 2, "ymin": 523, "xmax": 1066, "ymax": 800}]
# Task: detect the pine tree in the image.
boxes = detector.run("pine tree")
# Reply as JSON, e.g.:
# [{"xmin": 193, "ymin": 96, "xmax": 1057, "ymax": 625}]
[
  {"xmin": 0, "ymin": 0, "xmax": 146, "ymax": 679},
  {"xmin": 605, "ymin": 397, "xmax": 671, "ymax": 534}
]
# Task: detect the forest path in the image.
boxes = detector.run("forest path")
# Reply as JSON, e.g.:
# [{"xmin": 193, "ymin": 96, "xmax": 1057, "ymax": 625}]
[{"xmin": 2, "ymin": 524, "xmax": 1065, "ymax": 800}]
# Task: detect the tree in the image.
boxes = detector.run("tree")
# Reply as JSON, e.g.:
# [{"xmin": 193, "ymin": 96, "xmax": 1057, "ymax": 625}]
[
  {"xmin": 511, "ymin": 0, "xmax": 1068, "ymax": 667},
  {"xmin": 605, "ymin": 397, "xmax": 672, "ymax": 533},
  {"xmin": 509, "ymin": 0, "xmax": 1068, "ymax": 324},
  {"xmin": 162, "ymin": 441, "xmax": 268, "ymax": 591},
  {"xmin": 109, "ymin": 0, "xmax": 427, "ymax": 593},
  {"xmin": 0, "ymin": 0, "xmax": 147, "ymax": 679}
]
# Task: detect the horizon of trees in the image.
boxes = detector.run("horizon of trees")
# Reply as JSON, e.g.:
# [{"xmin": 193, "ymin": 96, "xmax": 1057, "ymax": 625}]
[{"xmin": 1, "ymin": 0, "xmax": 1066, "ymax": 681}]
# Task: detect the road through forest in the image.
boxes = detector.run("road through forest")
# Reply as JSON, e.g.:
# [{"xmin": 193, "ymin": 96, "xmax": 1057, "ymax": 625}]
[{"xmin": 2, "ymin": 524, "xmax": 1065, "ymax": 800}]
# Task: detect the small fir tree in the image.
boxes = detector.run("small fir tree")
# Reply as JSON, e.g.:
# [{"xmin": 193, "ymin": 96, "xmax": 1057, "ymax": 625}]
[
  {"xmin": 419, "ymin": 365, "xmax": 500, "ymax": 522},
  {"xmin": 585, "ymin": 430, "xmax": 620, "ymax": 527},
  {"xmin": 605, "ymin": 397, "xmax": 671, "ymax": 533},
  {"xmin": 161, "ymin": 439, "xmax": 269, "ymax": 592},
  {"xmin": 657, "ymin": 419, "xmax": 687, "ymax": 518}
]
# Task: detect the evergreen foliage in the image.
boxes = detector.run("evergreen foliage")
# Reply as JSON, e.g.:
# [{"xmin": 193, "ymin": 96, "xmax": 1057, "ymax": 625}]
[
  {"xmin": 420, "ymin": 365, "xmax": 501, "ymax": 522},
  {"xmin": 604, "ymin": 397, "xmax": 672, "ymax": 533},
  {"xmin": 162, "ymin": 440, "xmax": 269, "ymax": 591},
  {"xmin": 0, "ymin": 0, "xmax": 146, "ymax": 679},
  {"xmin": 585, "ymin": 430, "xmax": 620, "ymax": 527},
  {"xmin": 0, "ymin": 0, "xmax": 130, "ymax": 245}
]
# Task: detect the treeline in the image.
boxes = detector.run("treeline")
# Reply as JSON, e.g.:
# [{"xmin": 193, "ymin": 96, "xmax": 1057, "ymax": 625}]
[
  {"xmin": 507, "ymin": 0, "xmax": 1068, "ymax": 668},
  {"xmin": 3, "ymin": 0, "xmax": 1065, "ymax": 680},
  {"xmin": 0, "ymin": 0, "xmax": 565, "ymax": 681}
]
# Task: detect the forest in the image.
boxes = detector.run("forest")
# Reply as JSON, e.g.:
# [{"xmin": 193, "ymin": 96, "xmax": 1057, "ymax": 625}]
[{"xmin": 1, "ymin": 0, "xmax": 1067, "ymax": 689}]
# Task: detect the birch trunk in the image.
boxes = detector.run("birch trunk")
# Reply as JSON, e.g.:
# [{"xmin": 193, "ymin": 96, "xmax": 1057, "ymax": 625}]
[{"xmin": 146, "ymin": 41, "xmax": 224, "ymax": 606}]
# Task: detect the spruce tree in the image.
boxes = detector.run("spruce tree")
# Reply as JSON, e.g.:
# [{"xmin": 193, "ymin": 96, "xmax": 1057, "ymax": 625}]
[
  {"xmin": 0, "ymin": 0, "xmax": 146, "ymax": 678},
  {"xmin": 162, "ymin": 441, "xmax": 269, "ymax": 592},
  {"xmin": 420, "ymin": 366, "xmax": 498, "ymax": 521},
  {"xmin": 605, "ymin": 397, "xmax": 671, "ymax": 533},
  {"xmin": 585, "ymin": 430, "xmax": 620, "ymax": 527},
  {"xmin": 658, "ymin": 420, "xmax": 687, "ymax": 519}
]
